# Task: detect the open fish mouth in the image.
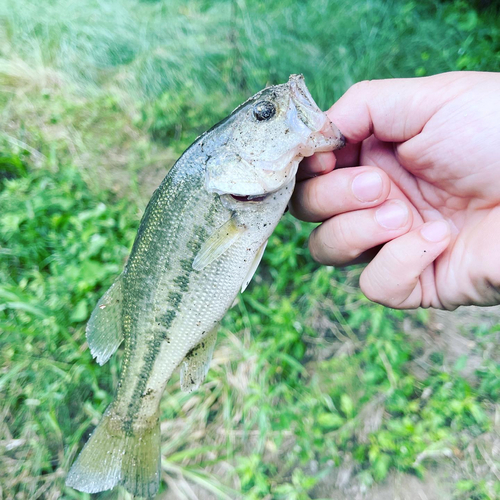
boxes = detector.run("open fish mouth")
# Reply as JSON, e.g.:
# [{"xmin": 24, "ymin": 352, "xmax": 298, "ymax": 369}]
[
  {"xmin": 289, "ymin": 75, "xmax": 326, "ymax": 132},
  {"xmin": 288, "ymin": 74, "xmax": 345, "ymax": 149}
]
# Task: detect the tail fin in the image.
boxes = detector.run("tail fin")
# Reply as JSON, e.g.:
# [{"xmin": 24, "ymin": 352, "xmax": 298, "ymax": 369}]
[{"xmin": 66, "ymin": 407, "xmax": 161, "ymax": 497}]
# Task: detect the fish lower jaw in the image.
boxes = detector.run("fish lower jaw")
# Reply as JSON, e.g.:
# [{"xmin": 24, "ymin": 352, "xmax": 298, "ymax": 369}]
[{"xmin": 226, "ymin": 171, "xmax": 297, "ymax": 202}]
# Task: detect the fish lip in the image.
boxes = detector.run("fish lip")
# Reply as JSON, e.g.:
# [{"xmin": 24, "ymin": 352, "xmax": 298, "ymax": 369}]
[
  {"xmin": 288, "ymin": 74, "xmax": 346, "ymax": 149},
  {"xmin": 288, "ymin": 74, "xmax": 326, "ymax": 132}
]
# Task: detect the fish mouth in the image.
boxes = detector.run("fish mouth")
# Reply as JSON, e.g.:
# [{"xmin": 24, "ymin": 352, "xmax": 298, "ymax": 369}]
[
  {"xmin": 230, "ymin": 193, "xmax": 269, "ymax": 203},
  {"xmin": 288, "ymin": 74, "xmax": 345, "ymax": 150},
  {"xmin": 289, "ymin": 75, "xmax": 326, "ymax": 132}
]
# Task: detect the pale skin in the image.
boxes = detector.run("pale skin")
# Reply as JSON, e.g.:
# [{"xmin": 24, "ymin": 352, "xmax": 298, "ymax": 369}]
[{"xmin": 290, "ymin": 72, "xmax": 500, "ymax": 310}]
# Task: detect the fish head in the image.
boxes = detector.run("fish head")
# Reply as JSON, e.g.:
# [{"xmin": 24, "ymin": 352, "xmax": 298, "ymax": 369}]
[{"xmin": 205, "ymin": 74, "xmax": 345, "ymax": 199}]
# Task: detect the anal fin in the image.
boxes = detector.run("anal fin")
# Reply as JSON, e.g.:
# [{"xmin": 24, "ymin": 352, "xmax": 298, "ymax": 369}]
[
  {"xmin": 180, "ymin": 327, "xmax": 218, "ymax": 393},
  {"xmin": 86, "ymin": 275, "xmax": 124, "ymax": 365}
]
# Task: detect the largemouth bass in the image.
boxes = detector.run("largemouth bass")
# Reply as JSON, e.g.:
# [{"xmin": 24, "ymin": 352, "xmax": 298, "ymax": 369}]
[{"xmin": 66, "ymin": 74, "xmax": 344, "ymax": 497}]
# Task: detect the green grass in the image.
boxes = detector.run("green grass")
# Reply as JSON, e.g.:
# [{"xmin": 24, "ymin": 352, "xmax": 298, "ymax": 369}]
[{"xmin": 1, "ymin": 0, "xmax": 500, "ymax": 499}]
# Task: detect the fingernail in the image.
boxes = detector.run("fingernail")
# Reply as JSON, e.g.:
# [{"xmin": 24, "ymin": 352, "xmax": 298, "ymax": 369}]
[
  {"xmin": 352, "ymin": 172, "xmax": 383, "ymax": 202},
  {"xmin": 375, "ymin": 200, "xmax": 409, "ymax": 229},
  {"xmin": 421, "ymin": 220, "xmax": 449, "ymax": 242}
]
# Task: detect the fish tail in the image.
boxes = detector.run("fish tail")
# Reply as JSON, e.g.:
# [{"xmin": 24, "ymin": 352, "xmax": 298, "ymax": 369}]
[{"xmin": 66, "ymin": 406, "xmax": 161, "ymax": 497}]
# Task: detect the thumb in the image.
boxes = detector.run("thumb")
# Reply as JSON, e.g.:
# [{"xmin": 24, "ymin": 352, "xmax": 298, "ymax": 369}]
[{"xmin": 327, "ymin": 73, "xmax": 462, "ymax": 145}]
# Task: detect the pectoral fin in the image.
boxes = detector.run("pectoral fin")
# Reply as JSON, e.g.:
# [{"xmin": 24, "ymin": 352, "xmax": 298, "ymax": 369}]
[
  {"xmin": 180, "ymin": 328, "xmax": 218, "ymax": 393},
  {"xmin": 192, "ymin": 216, "xmax": 245, "ymax": 271},
  {"xmin": 86, "ymin": 275, "xmax": 124, "ymax": 365},
  {"xmin": 241, "ymin": 240, "xmax": 267, "ymax": 293}
]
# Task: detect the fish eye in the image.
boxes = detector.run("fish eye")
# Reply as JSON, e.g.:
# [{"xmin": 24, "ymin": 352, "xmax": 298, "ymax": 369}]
[{"xmin": 253, "ymin": 101, "xmax": 276, "ymax": 121}]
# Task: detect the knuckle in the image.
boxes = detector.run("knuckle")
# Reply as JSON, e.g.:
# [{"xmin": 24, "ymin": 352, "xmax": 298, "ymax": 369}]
[
  {"xmin": 395, "ymin": 142, "xmax": 419, "ymax": 167},
  {"xmin": 330, "ymin": 218, "xmax": 359, "ymax": 261},
  {"xmin": 308, "ymin": 228, "xmax": 322, "ymax": 263},
  {"xmin": 491, "ymin": 272, "xmax": 500, "ymax": 293},
  {"xmin": 359, "ymin": 270, "xmax": 382, "ymax": 304},
  {"xmin": 310, "ymin": 179, "xmax": 331, "ymax": 217},
  {"xmin": 360, "ymin": 242, "xmax": 424, "ymax": 308},
  {"xmin": 349, "ymin": 80, "xmax": 373, "ymax": 97},
  {"xmin": 309, "ymin": 220, "xmax": 360, "ymax": 266},
  {"xmin": 473, "ymin": 269, "xmax": 500, "ymax": 305},
  {"xmin": 384, "ymin": 245, "xmax": 408, "ymax": 270}
]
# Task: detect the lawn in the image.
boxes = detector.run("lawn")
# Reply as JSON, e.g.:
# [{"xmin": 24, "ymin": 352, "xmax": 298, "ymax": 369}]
[{"xmin": 1, "ymin": 0, "xmax": 499, "ymax": 498}]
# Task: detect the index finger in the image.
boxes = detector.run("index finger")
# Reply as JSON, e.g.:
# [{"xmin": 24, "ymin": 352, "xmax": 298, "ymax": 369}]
[
  {"xmin": 297, "ymin": 151, "xmax": 336, "ymax": 181},
  {"xmin": 297, "ymin": 143, "xmax": 362, "ymax": 180}
]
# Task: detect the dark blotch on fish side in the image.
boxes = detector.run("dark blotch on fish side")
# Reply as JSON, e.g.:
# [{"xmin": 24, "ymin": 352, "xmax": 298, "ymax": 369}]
[
  {"xmin": 168, "ymin": 291, "xmax": 183, "ymax": 308},
  {"xmin": 173, "ymin": 275, "xmax": 190, "ymax": 292},
  {"xmin": 141, "ymin": 388, "xmax": 154, "ymax": 399}
]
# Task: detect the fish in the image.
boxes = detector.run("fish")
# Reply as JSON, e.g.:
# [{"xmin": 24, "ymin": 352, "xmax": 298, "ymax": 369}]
[{"xmin": 65, "ymin": 74, "xmax": 344, "ymax": 497}]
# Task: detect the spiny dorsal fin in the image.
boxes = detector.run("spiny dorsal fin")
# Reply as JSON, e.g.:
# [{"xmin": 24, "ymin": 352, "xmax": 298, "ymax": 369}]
[
  {"xmin": 192, "ymin": 216, "xmax": 246, "ymax": 271},
  {"xmin": 241, "ymin": 240, "xmax": 267, "ymax": 293},
  {"xmin": 180, "ymin": 327, "xmax": 218, "ymax": 393},
  {"xmin": 86, "ymin": 275, "xmax": 124, "ymax": 365}
]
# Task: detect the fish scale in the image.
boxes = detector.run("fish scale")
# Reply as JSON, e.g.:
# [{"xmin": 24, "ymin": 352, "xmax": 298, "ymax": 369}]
[
  {"xmin": 117, "ymin": 166, "xmax": 200, "ymax": 418},
  {"xmin": 66, "ymin": 74, "xmax": 345, "ymax": 497},
  {"xmin": 122, "ymin": 167, "xmax": 210, "ymax": 421}
]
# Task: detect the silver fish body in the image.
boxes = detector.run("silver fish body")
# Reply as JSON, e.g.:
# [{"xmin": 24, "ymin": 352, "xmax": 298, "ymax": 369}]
[{"xmin": 66, "ymin": 75, "xmax": 344, "ymax": 497}]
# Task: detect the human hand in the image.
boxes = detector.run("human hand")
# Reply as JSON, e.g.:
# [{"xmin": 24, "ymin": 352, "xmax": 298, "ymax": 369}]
[{"xmin": 290, "ymin": 72, "xmax": 500, "ymax": 310}]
